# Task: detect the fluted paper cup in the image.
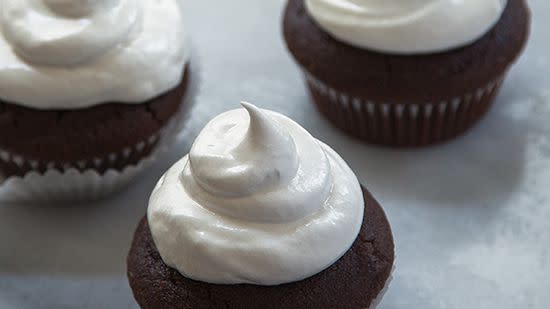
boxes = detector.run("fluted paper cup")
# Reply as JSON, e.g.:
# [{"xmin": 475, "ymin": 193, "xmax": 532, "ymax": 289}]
[{"xmin": 305, "ymin": 72, "xmax": 506, "ymax": 147}]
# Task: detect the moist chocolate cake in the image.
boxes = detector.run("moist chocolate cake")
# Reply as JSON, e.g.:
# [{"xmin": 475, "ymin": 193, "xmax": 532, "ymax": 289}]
[{"xmin": 0, "ymin": 66, "xmax": 190, "ymax": 177}]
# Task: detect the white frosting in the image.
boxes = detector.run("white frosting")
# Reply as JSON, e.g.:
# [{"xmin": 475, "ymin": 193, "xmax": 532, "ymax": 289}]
[
  {"xmin": 148, "ymin": 103, "xmax": 364, "ymax": 285},
  {"xmin": 305, "ymin": 0, "xmax": 507, "ymax": 54},
  {"xmin": 0, "ymin": 0, "xmax": 188, "ymax": 109}
]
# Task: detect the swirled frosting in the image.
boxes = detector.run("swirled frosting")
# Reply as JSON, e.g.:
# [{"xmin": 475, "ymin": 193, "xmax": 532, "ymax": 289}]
[
  {"xmin": 0, "ymin": 0, "xmax": 188, "ymax": 109},
  {"xmin": 305, "ymin": 0, "xmax": 507, "ymax": 54},
  {"xmin": 148, "ymin": 103, "xmax": 364, "ymax": 285}
]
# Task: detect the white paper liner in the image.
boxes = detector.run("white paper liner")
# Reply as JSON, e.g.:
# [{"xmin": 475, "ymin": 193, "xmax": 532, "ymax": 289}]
[
  {"xmin": 305, "ymin": 72, "xmax": 506, "ymax": 146},
  {"xmin": 0, "ymin": 58, "xmax": 201, "ymax": 203}
]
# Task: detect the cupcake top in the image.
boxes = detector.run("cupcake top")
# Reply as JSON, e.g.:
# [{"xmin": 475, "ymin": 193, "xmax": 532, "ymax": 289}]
[
  {"xmin": 305, "ymin": 0, "xmax": 507, "ymax": 54},
  {"xmin": 0, "ymin": 0, "xmax": 188, "ymax": 109},
  {"xmin": 148, "ymin": 103, "xmax": 364, "ymax": 285}
]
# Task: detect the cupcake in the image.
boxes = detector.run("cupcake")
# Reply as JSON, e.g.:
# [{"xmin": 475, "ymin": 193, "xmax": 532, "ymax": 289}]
[
  {"xmin": 0, "ymin": 0, "xmax": 195, "ymax": 199},
  {"xmin": 283, "ymin": 0, "xmax": 530, "ymax": 146},
  {"xmin": 127, "ymin": 103, "xmax": 394, "ymax": 308}
]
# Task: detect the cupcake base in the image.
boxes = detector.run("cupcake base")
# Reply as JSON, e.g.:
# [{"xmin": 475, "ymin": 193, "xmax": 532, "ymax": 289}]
[
  {"xmin": 0, "ymin": 65, "xmax": 191, "ymax": 177},
  {"xmin": 0, "ymin": 61, "xmax": 199, "ymax": 201},
  {"xmin": 127, "ymin": 187, "xmax": 395, "ymax": 309},
  {"xmin": 306, "ymin": 73, "xmax": 505, "ymax": 146},
  {"xmin": 0, "ymin": 102, "xmax": 186, "ymax": 202}
]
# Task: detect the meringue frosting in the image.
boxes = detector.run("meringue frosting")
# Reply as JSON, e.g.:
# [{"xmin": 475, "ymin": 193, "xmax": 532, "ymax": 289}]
[
  {"xmin": 305, "ymin": 0, "xmax": 507, "ymax": 54},
  {"xmin": 148, "ymin": 103, "xmax": 364, "ymax": 285},
  {"xmin": 0, "ymin": 0, "xmax": 188, "ymax": 109}
]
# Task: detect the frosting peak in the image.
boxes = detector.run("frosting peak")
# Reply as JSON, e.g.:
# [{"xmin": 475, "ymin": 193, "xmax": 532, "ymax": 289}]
[
  {"xmin": 0, "ymin": 0, "xmax": 188, "ymax": 109},
  {"xmin": 148, "ymin": 104, "xmax": 364, "ymax": 285},
  {"xmin": 183, "ymin": 103, "xmax": 330, "ymax": 223},
  {"xmin": 305, "ymin": 0, "xmax": 507, "ymax": 54},
  {"xmin": 189, "ymin": 102, "xmax": 299, "ymax": 201}
]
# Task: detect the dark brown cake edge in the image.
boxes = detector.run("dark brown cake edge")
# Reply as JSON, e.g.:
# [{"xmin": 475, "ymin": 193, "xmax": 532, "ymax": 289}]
[
  {"xmin": 127, "ymin": 186, "xmax": 395, "ymax": 309},
  {"xmin": 0, "ymin": 65, "xmax": 192, "ymax": 177},
  {"xmin": 283, "ymin": 0, "xmax": 530, "ymax": 102}
]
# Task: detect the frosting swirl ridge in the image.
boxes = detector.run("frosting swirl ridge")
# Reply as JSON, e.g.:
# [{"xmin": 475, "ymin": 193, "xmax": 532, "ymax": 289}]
[
  {"xmin": 305, "ymin": 0, "xmax": 507, "ymax": 54},
  {"xmin": 148, "ymin": 103, "xmax": 364, "ymax": 285},
  {"xmin": 2, "ymin": 0, "xmax": 141, "ymax": 65},
  {"xmin": 0, "ymin": 0, "xmax": 188, "ymax": 109}
]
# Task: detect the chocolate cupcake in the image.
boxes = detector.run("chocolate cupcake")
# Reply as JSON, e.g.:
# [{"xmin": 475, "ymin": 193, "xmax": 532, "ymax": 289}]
[
  {"xmin": 127, "ymin": 103, "xmax": 394, "ymax": 308},
  {"xmin": 0, "ymin": 0, "xmax": 195, "ymax": 200},
  {"xmin": 283, "ymin": 0, "xmax": 530, "ymax": 146}
]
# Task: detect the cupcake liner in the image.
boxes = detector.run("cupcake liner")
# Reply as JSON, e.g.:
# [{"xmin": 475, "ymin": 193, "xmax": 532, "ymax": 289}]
[
  {"xmin": 0, "ymin": 132, "xmax": 161, "ymax": 176},
  {"xmin": 0, "ymin": 58, "xmax": 201, "ymax": 203},
  {"xmin": 305, "ymin": 72, "xmax": 506, "ymax": 147}
]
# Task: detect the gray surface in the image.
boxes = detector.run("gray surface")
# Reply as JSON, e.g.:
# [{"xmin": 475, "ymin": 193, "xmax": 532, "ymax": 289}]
[{"xmin": 1, "ymin": 0, "xmax": 549, "ymax": 308}]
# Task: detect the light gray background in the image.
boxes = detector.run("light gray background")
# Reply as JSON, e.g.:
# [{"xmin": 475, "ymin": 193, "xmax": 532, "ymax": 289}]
[{"xmin": 1, "ymin": 0, "xmax": 549, "ymax": 308}]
